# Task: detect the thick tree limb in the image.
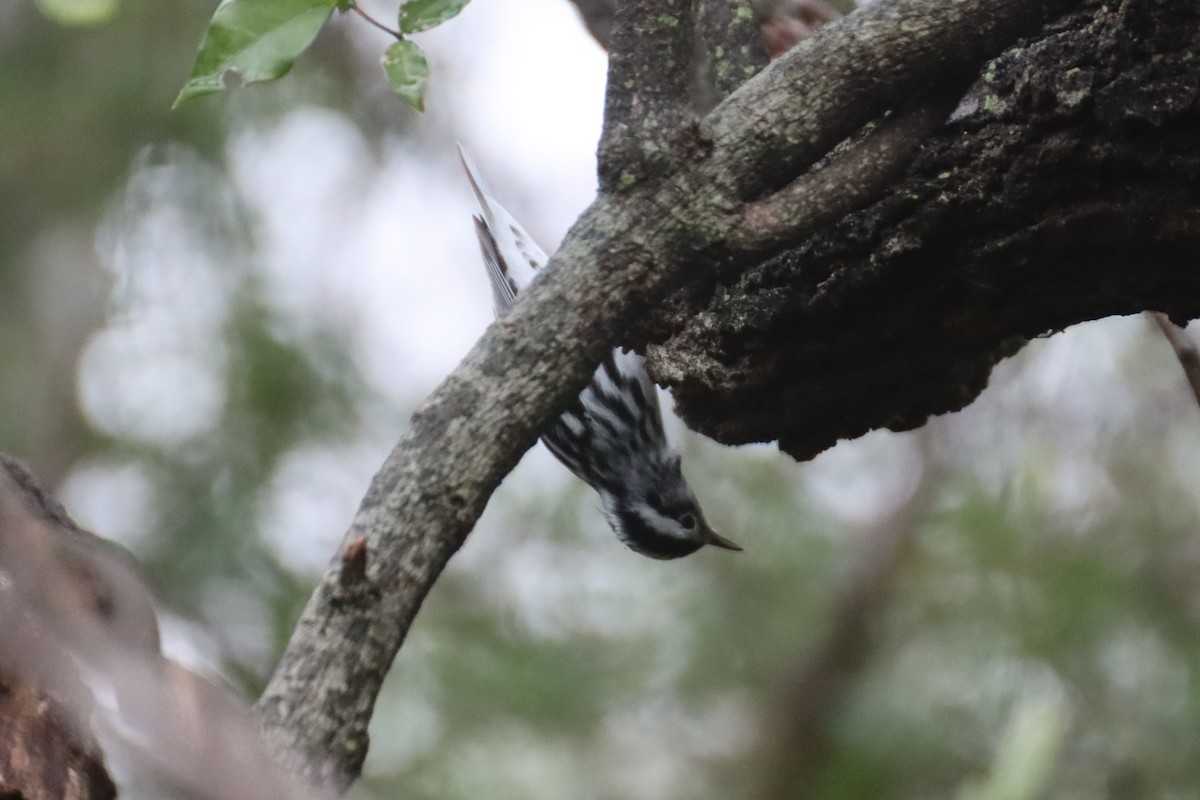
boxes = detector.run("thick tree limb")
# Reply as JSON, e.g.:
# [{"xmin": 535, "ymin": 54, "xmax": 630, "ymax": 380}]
[
  {"xmin": 731, "ymin": 92, "xmax": 962, "ymax": 251},
  {"xmin": 254, "ymin": 0, "xmax": 1085, "ymax": 790},
  {"xmin": 694, "ymin": 0, "xmax": 770, "ymax": 111},
  {"xmin": 597, "ymin": 0, "xmax": 697, "ymax": 190},
  {"xmin": 652, "ymin": 0, "xmax": 1200, "ymax": 459},
  {"xmin": 702, "ymin": 0, "xmax": 1078, "ymax": 214}
]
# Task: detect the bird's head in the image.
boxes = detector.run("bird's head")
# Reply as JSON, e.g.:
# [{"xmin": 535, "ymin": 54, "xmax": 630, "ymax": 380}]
[{"xmin": 601, "ymin": 466, "xmax": 742, "ymax": 560}]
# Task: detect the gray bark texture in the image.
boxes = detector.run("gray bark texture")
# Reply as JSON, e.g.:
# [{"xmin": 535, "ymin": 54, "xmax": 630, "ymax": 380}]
[
  {"xmin": 250, "ymin": 0, "xmax": 1195, "ymax": 790},
  {"xmin": 648, "ymin": 0, "xmax": 1200, "ymax": 459}
]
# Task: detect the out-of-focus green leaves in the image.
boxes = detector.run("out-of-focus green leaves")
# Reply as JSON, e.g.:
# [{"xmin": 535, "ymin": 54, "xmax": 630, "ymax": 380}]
[
  {"xmin": 398, "ymin": 0, "xmax": 469, "ymax": 34},
  {"xmin": 224, "ymin": 300, "xmax": 360, "ymax": 477},
  {"xmin": 174, "ymin": 0, "xmax": 337, "ymax": 108},
  {"xmin": 959, "ymin": 698, "xmax": 1067, "ymax": 800},
  {"xmin": 35, "ymin": 0, "xmax": 119, "ymax": 25},
  {"xmin": 381, "ymin": 40, "xmax": 428, "ymax": 111}
]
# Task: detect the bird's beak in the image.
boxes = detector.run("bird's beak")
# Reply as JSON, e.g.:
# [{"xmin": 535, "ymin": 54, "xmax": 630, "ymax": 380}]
[{"xmin": 705, "ymin": 528, "xmax": 743, "ymax": 552}]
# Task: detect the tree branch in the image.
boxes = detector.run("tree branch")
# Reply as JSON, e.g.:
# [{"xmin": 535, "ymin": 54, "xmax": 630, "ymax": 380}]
[
  {"xmin": 652, "ymin": 0, "xmax": 1200, "ymax": 460},
  {"xmin": 254, "ymin": 0, "xmax": 1086, "ymax": 789},
  {"xmin": 694, "ymin": 0, "xmax": 769, "ymax": 112},
  {"xmin": 731, "ymin": 91, "xmax": 962, "ymax": 252},
  {"xmin": 702, "ymin": 0, "xmax": 1079, "ymax": 210},
  {"xmin": 597, "ymin": 0, "xmax": 698, "ymax": 191}
]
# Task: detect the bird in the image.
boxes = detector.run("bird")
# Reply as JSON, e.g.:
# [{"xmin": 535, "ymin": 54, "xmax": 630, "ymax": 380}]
[{"xmin": 458, "ymin": 144, "xmax": 742, "ymax": 559}]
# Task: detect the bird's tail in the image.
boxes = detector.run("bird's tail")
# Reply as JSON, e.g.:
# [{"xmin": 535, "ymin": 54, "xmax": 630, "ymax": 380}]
[{"xmin": 457, "ymin": 143, "xmax": 498, "ymax": 224}]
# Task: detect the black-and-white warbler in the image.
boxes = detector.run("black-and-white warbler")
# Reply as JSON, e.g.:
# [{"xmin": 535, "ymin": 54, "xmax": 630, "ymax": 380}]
[{"xmin": 459, "ymin": 145, "xmax": 742, "ymax": 559}]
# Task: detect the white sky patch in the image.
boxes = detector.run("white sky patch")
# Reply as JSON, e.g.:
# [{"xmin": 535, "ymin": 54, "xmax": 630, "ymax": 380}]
[
  {"xmin": 227, "ymin": 108, "xmax": 377, "ymax": 330},
  {"xmin": 492, "ymin": 538, "xmax": 700, "ymax": 641},
  {"xmin": 342, "ymin": 147, "xmax": 496, "ymax": 397},
  {"xmin": 928, "ymin": 316, "xmax": 1172, "ymax": 505},
  {"xmin": 258, "ymin": 439, "xmax": 388, "ymax": 574},
  {"xmin": 805, "ymin": 429, "xmax": 926, "ymax": 526},
  {"xmin": 81, "ymin": 149, "xmax": 236, "ymax": 446},
  {"xmin": 439, "ymin": 722, "xmax": 580, "ymax": 800},
  {"xmin": 440, "ymin": 0, "xmax": 606, "ymax": 237},
  {"xmin": 361, "ymin": 672, "xmax": 445, "ymax": 771},
  {"xmin": 602, "ymin": 690, "xmax": 758, "ymax": 799},
  {"xmin": 78, "ymin": 321, "xmax": 226, "ymax": 445},
  {"xmin": 59, "ymin": 459, "xmax": 160, "ymax": 548}
]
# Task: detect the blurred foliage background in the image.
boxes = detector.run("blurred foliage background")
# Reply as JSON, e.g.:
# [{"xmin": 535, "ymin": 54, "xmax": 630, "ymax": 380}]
[{"xmin": 4, "ymin": 1, "xmax": 1200, "ymax": 798}]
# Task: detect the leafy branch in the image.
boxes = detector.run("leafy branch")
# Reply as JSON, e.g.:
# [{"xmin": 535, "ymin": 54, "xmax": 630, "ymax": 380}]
[{"xmin": 173, "ymin": 0, "xmax": 469, "ymax": 112}]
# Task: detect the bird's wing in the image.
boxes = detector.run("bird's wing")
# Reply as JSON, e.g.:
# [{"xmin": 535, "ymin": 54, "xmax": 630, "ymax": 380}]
[{"xmin": 458, "ymin": 144, "xmax": 548, "ymax": 317}]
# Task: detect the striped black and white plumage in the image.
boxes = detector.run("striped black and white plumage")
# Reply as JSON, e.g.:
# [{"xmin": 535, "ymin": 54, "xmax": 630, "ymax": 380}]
[{"xmin": 459, "ymin": 144, "xmax": 741, "ymax": 559}]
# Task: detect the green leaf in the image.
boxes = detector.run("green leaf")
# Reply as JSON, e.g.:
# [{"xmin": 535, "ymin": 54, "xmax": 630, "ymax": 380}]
[
  {"xmin": 381, "ymin": 40, "xmax": 428, "ymax": 112},
  {"xmin": 174, "ymin": 0, "xmax": 337, "ymax": 108},
  {"xmin": 34, "ymin": 0, "xmax": 119, "ymax": 25},
  {"xmin": 398, "ymin": 0, "xmax": 470, "ymax": 34}
]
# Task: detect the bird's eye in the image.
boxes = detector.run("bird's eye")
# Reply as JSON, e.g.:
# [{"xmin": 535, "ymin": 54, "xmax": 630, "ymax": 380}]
[{"xmin": 679, "ymin": 512, "xmax": 697, "ymax": 530}]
